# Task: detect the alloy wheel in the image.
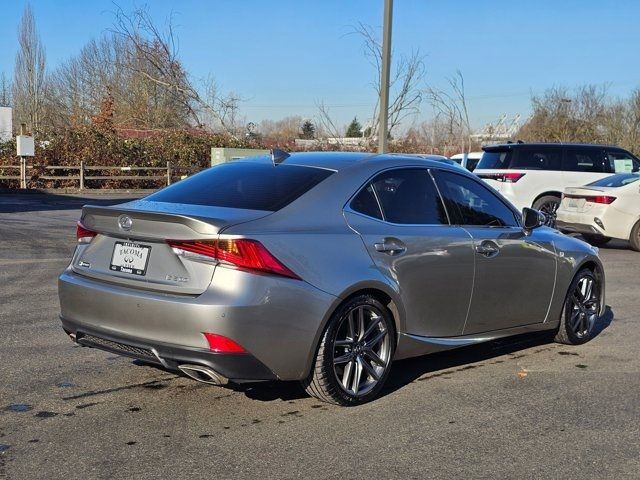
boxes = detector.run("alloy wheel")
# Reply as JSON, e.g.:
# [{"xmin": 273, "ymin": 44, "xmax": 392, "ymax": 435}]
[
  {"xmin": 538, "ymin": 200, "xmax": 559, "ymax": 227},
  {"xmin": 332, "ymin": 305, "xmax": 391, "ymax": 397},
  {"xmin": 568, "ymin": 275, "xmax": 599, "ymax": 339}
]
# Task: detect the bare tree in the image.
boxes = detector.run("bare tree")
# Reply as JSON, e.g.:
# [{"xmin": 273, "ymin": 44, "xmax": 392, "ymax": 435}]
[
  {"xmin": 316, "ymin": 23, "xmax": 425, "ymax": 141},
  {"xmin": 352, "ymin": 23, "xmax": 425, "ymax": 139},
  {"xmin": 315, "ymin": 101, "xmax": 343, "ymax": 141},
  {"xmin": 110, "ymin": 5, "xmax": 242, "ymax": 134},
  {"xmin": 0, "ymin": 72, "xmax": 11, "ymax": 107},
  {"xmin": 518, "ymin": 85, "xmax": 609, "ymax": 143},
  {"xmin": 425, "ymin": 71, "xmax": 472, "ymax": 153},
  {"xmin": 13, "ymin": 3, "xmax": 46, "ymax": 132}
]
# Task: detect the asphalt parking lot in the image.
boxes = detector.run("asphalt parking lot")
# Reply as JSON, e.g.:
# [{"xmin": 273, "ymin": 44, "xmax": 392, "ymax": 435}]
[{"xmin": 0, "ymin": 193, "xmax": 638, "ymax": 480}]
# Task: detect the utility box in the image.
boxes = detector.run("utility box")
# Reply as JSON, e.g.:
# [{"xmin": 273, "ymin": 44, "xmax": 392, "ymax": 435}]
[
  {"xmin": 17, "ymin": 135, "xmax": 35, "ymax": 156},
  {"xmin": 211, "ymin": 147, "xmax": 270, "ymax": 166}
]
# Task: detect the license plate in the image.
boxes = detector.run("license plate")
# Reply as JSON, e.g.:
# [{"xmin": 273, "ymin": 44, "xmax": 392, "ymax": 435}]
[
  {"xmin": 568, "ymin": 198, "xmax": 578, "ymax": 208},
  {"xmin": 110, "ymin": 242, "xmax": 151, "ymax": 276}
]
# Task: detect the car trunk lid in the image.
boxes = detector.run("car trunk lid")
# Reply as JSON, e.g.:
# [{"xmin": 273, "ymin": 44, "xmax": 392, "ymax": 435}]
[{"xmin": 72, "ymin": 201, "xmax": 272, "ymax": 295}]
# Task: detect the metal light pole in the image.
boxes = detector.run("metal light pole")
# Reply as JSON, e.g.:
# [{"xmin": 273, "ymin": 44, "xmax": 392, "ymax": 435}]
[{"xmin": 378, "ymin": 0, "xmax": 393, "ymax": 153}]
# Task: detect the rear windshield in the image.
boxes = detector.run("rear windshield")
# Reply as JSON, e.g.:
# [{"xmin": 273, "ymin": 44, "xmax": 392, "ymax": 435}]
[
  {"xmin": 587, "ymin": 173, "xmax": 640, "ymax": 188},
  {"xmin": 147, "ymin": 161, "xmax": 333, "ymax": 211},
  {"xmin": 476, "ymin": 150, "xmax": 512, "ymax": 169}
]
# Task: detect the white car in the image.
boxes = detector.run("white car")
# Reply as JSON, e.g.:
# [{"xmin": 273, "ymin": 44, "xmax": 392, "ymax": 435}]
[
  {"xmin": 474, "ymin": 143, "xmax": 640, "ymax": 225},
  {"xmin": 557, "ymin": 173, "xmax": 640, "ymax": 251},
  {"xmin": 449, "ymin": 152, "xmax": 483, "ymax": 171}
]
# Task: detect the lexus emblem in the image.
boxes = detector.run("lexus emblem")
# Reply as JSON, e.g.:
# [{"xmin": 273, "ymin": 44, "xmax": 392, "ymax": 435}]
[{"xmin": 118, "ymin": 215, "xmax": 133, "ymax": 231}]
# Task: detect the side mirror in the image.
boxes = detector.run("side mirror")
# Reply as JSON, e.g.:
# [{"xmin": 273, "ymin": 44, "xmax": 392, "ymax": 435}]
[{"xmin": 522, "ymin": 207, "xmax": 546, "ymax": 234}]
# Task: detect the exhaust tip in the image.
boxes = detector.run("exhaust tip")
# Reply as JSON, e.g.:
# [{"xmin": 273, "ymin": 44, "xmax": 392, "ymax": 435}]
[{"xmin": 178, "ymin": 364, "xmax": 228, "ymax": 386}]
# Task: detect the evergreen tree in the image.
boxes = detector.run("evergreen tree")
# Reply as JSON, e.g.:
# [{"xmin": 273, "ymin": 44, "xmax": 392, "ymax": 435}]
[
  {"xmin": 300, "ymin": 120, "xmax": 315, "ymax": 139},
  {"xmin": 345, "ymin": 117, "xmax": 363, "ymax": 138}
]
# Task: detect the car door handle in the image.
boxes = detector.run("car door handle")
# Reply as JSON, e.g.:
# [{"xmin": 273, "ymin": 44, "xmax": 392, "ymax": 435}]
[
  {"xmin": 374, "ymin": 238, "xmax": 407, "ymax": 256},
  {"xmin": 475, "ymin": 241, "xmax": 500, "ymax": 257}
]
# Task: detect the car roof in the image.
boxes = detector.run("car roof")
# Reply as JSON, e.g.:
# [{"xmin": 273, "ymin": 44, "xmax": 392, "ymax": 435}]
[
  {"xmin": 239, "ymin": 151, "xmax": 468, "ymax": 174},
  {"xmin": 483, "ymin": 142, "xmax": 624, "ymax": 151}
]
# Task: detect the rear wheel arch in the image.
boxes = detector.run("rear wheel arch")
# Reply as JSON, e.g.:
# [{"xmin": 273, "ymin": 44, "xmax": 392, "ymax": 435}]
[
  {"xmin": 532, "ymin": 191, "xmax": 562, "ymax": 207},
  {"xmin": 304, "ymin": 285, "xmax": 402, "ymax": 380}
]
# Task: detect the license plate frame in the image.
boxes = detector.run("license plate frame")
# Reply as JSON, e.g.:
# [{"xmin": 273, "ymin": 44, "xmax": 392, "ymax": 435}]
[{"xmin": 110, "ymin": 241, "xmax": 151, "ymax": 276}]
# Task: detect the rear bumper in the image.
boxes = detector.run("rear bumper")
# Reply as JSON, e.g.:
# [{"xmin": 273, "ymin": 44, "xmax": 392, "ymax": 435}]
[
  {"xmin": 58, "ymin": 266, "xmax": 337, "ymax": 381},
  {"xmin": 61, "ymin": 318, "xmax": 276, "ymax": 381}
]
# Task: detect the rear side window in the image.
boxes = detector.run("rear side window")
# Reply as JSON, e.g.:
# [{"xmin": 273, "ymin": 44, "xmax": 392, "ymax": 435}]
[
  {"xmin": 562, "ymin": 148, "xmax": 606, "ymax": 173},
  {"xmin": 477, "ymin": 150, "xmax": 512, "ymax": 169},
  {"xmin": 351, "ymin": 169, "xmax": 448, "ymax": 225},
  {"xmin": 606, "ymin": 150, "xmax": 639, "ymax": 173},
  {"xmin": 433, "ymin": 170, "xmax": 519, "ymax": 227},
  {"xmin": 588, "ymin": 173, "xmax": 640, "ymax": 187},
  {"xmin": 350, "ymin": 184, "xmax": 383, "ymax": 220},
  {"xmin": 511, "ymin": 147, "xmax": 562, "ymax": 170},
  {"xmin": 147, "ymin": 161, "xmax": 333, "ymax": 211}
]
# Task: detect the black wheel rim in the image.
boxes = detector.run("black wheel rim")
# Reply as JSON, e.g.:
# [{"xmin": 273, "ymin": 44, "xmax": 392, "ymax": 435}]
[
  {"xmin": 331, "ymin": 305, "xmax": 391, "ymax": 397},
  {"xmin": 567, "ymin": 275, "xmax": 600, "ymax": 339},
  {"xmin": 538, "ymin": 201, "xmax": 559, "ymax": 227}
]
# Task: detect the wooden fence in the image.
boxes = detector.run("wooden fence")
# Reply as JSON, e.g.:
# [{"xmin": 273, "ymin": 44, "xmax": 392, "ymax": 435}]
[{"xmin": 0, "ymin": 160, "xmax": 201, "ymax": 190}]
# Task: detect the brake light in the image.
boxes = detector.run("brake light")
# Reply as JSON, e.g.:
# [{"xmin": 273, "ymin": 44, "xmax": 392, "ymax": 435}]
[
  {"xmin": 203, "ymin": 332, "xmax": 246, "ymax": 353},
  {"xmin": 478, "ymin": 172, "xmax": 526, "ymax": 183},
  {"xmin": 76, "ymin": 222, "xmax": 97, "ymax": 243},
  {"xmin": 587, "ymin": 195, "xmax": 616, "ymax": 204},
  {"xmin": 167, "ymin": 239, "xmax": 300, "ymax": 279},
  {"xmin": 563, "ymin": 194, "xmax": 616, "ymax": 204}
]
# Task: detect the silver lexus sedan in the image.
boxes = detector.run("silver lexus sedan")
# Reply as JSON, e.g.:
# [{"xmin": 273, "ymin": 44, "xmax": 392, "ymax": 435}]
[{"xmin": 58, "ymin": 152, "xmax": 605, "ymax": 405}]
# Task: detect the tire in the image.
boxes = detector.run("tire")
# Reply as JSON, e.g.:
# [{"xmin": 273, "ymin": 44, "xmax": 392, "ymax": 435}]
[
  {"xmin": 554, "ymin": 268, "xmax": 601, "ymax": 345},
  {"xmin": 532, "ymin": 195, "xmax": 561, "ymax": 228},
  {"xmin": 582, "ymin": 234, "xmax": 611, "ymax": 247},
  {"xmin": 630, "ymin": 220, "xmax": 640, "ymax": 252},
  {"xmin": 302, "ymin": 294, "xmax": 395, "ymax": 406}
]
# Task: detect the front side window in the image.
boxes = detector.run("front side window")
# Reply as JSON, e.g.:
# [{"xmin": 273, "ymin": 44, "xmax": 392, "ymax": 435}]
[
  {"xmin": 511, "ymin": 147, "xmax": 562, "ymax": 170},
  {"xmin": 606, "ymin": 149, "xmax": 640, "ymax": 173},
  {"xmin": 433, "ymin": 170, "xmax": 519, "ymax": 227},
  {"xmin": 562, "ymin": 148, "xmax": 606, "ymax": 173},
  {"xmin": 350, "ymin": 169, "xmax": 448, "ymax": 225}
]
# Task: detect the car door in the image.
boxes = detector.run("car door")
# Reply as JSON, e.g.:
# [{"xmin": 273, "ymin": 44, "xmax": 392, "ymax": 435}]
[
  {"xmin": 432, "ymin": 169, "xmax": 557, "ymax": 335},
  {"xmin": 344, "ymin": 168, "xmax": 475, "ymax": 338}
]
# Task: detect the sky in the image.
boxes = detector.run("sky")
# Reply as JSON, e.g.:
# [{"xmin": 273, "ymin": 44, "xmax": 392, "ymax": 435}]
[{"xmin": 1, "ymin": 0, "xmax": 640, "ymax": 132}]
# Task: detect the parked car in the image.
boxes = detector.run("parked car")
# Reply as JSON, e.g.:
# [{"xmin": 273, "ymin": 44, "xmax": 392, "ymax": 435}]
[
  {"xmin": 59, "ymin": 151, "xmax": 605, "ymax": 405},
  {"xmin": 557, "ymin": 172, "xmax": 640, "ymax": 251},
  {"xmin": 474, "ymin": 143, "xmax": 640, "ymax": 226},
  {"xmin": 450, "ymin": 151, "xmax": 483, "ymax": 171},
  {"xmin": 408, "ymin": 154, "xmax": 467, "ymax": 170}
]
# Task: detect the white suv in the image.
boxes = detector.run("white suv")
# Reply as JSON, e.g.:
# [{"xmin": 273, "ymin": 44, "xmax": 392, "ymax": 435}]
[{"xmin": 474, "ymin": 143, "xmax": 640, "ymax": 225}]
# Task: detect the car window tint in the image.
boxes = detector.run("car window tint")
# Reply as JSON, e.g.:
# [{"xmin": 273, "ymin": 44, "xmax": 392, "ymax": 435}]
[
  {"xmin": 365, "ymin": 169, "xmax": 448, "ymax": 224},
  {"xmin": 476, "ymin": 150, "xmax": 512, "ymax": 169},
  {"xmin": 511, "ymin": 148, "xmax": 562, "ymax": 170},
  {"xmin": 350, "ymin": 184, "xmax": 382, "ymax": 220},
  {"xmin": 434, "ymin": 170, "xmax": 518, "ymax": 227},
  {"xmin": 147, "ymin": 161, "xmax": 333, "ymax": 211},
  {"xmin": 562, "ymin": 149, "xmax": 605, "ymax": 173},
  {"xmin": 606, "ymin": 150, "xmax": 638, "ymax": 173}
]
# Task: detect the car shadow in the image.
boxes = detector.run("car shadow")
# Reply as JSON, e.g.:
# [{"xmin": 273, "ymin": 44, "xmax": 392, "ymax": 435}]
[{"xmin": 233, "ymin": 306, "xmax": 614, "ymax": 404}]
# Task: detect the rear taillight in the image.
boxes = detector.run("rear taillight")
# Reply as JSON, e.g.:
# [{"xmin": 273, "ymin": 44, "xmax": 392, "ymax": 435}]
[
  {"xmin": 478, "ymin": 172, "xmax": 526, "ymax": 183},
  {"xmin": 203, "ymin": 332, "xmax": 246, "ymax": 353},
  {"xmin": 76, "ymin": 222, "xmax": 97, "ymax": 243},
  {"xmin": 167, "ymin": 239, "xmax": 300, "ymax": 280},
  {"xmin": 587, "ymin": 195, "xmax": 616, "ymax": 204},
  {"xmin": 563, "ymin": 194, "xmax": 616, "ymax": 204}
]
